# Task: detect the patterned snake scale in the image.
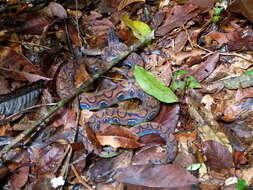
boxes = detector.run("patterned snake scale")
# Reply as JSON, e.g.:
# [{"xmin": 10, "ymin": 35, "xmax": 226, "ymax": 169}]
[{"xmin": 78, "ymin": 29, "xmax": 177, "ymax": 163}]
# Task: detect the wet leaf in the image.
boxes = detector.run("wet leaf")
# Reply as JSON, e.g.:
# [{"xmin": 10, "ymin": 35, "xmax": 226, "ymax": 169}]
[
  {"xmin": 134, "ymin": 65, "xmax": 179, "ymax": 103},
  {"xmin": 121, "ymin": 14, "xmax": 152, "ymax": 40},
  {"xmin": 116, "ymin": 164, "xmax": 197, "ymax": 188},
  {"xmin": 0, "ymin": 80, "xmax": 46, "ymax": 115}
]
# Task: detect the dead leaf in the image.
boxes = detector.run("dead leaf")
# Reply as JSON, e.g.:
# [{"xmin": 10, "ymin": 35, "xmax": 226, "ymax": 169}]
[
  {"xmin": 156, "ymin": 3, "xmax": 201, "ymax": 36},
  {"xmin": 98, "ymin": 125, "xmax": 139, "ymax": 141},
  {"xmin": 153, "ymin": 104, "xmax": 180, "ymax": 134},
  {"xmin": 235, "ymin": 87, "xmax": 253, "ymax": 102},
  {"xmin": 118, "ymin": 0, "xmax": 145, "ymax": 10},
  {"xmin": 191, "ymin": 52, "xmax": 219, "ymax": 82},
  {"xmin": 116, "ymin": 164, "xmax": 197, "ymax": 188},
  {"xmin": 41, "ymin": 2, "xmax": 67, "ymax": 19},
  {"xmin": 228, "ymin": 0, "xmax": 253, "ymax": 22},
  {"xmin": 189, "ymin": 0, "xmax": 216, "ymax": 12},
  {"xmin": 202, "ymin": 140, "xmax": 234, "ymax": 171},
  {"xmin": 96, "ymin": 135, "xmax": 143, "ymax": 149},
  {"xmin": 0, "ymin": 47, "xmax": 44, "ymax": 75},
  {"xmin": 36, "ymin": 145, "xmax": 65, "ymax": 175},
  {"xmin": 10, "ymin": 151, "xmax": 30, "ymax": 189},
  {"xmin": 10, "ymin": 12, "xmax": 53, "ymax": 35}
]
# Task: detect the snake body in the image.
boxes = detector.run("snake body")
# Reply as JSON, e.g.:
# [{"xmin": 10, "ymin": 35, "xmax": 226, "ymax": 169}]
[{"xmin": 57, "ymin": 28, "xmax": 177, "ymax": 163}]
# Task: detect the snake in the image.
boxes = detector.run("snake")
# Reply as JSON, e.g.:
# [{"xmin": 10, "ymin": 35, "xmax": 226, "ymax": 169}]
[{"xmin": 56, "ymin": 28, "xmax": 177, "ymax": 164}]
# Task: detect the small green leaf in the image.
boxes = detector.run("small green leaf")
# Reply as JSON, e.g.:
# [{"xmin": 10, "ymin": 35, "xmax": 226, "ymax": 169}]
[
  {"xmin": 212, "ymin": 15, "xmax": 222, "ymax": 22},
  {"xmin": 185, "ymin": 76, "xmax": 202, "ymax": 89},
  {"xmin": 187, "ymin": 163, "xmax": 202, "ymax": 171},
  {"xmin": 244, "ymin": 70, "xmax": 253, "ymax": 76},
  {"xmin": 214, "ymin": 7, "xmax": 223, "ymax": 15},
  {"xmin": 237, "ymin": 179, "xmax": 247, "ymax": 190},
  {"xmin": 172, "ymin": 70, "xmax": 188, "ymax": 80},
  {"xmin": 121, "ymin": 14, "xmax": 152, "ymax": 40},
  {"xmin": 170, "ymin": 80, "xmax": 185, "ymax": 91},
  {"xmin": 134, "ymin": 65, "xmax": 179, "ymax": 103}
]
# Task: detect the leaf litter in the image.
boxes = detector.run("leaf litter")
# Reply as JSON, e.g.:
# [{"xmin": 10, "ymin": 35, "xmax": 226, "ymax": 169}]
[{"xmin": 0, "ymin": 0, "xmax": 253, "ymax": 189}]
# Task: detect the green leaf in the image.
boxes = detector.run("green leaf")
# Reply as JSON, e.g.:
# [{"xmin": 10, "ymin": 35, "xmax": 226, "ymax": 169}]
[
  {"xmin": 186, "ymin": 163, "xmax": 202, "ymax": 171},
  {"xmin": 244, "ymin": 70, "xmax": 253, "ymax": 76},
  {"xmin": 170, "ymin": 70, "xmax": 201, "ymax": 91},
  {"xmin": 212, "ymin": 15, "xmax": 222, "ymax": 22},
  {"xmin": 214, "ymin": 7, "xmax": 223, "ymax": 15},
  {"xmin": 121, "ymin": 14, "xmax": 153, "ymax": 40},
  {"xmin": 172, "ymin": 70, "xmax": 188, "ymax": 80},
  {"xmin": 185, "ymin": 76, "xmax": 202, "ymax": 89},
  {"xmin": 134, "ymin": 65, "xmax": 179, "ymax": 103},
  {"xmin": 237, "ymin": 179, "xmax": 247, "ymax": 190}
]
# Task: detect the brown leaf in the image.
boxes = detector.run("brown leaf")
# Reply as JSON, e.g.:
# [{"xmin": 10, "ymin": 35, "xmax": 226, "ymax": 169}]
[
  {"xmin": 202, "ymin": 140, "xmax": 234, "ymax": 171},
  {"xmin": 42, "ymin": 2, "xmax": 67, "ymax": 19},
  {"xmin": 96, "ymin": 135, "xmax": 143, "ymax": 149},
  {"xmin": 228, "ymin": 0, "xmax": 253, "ymax": 22},
  {"xmin": 0, "ymin": 47, "xmax": 44, "ymax": 75},
  {"xmin": 190, "ymin": 52, "xmax": 219, "ymax": 82},
  {"xmin": 235, "ymin": 87, "xmax": 253, "ymax": 102},
  {"xmin": 153, "ymin": 104, "xmax": 180, "ymax": 134},
  {"xmin": 36, "ymin": 145, "xmax": 65, "ymax": 175},
  {"xmin": 11, "ymin": 165, "xmax": 29, "ymax": 189},
  {"xmin": 66, "ymin": 22, "xmax": 82, "ymax": 47},
  {"xmin": 116, "ymin": 164, "xmax": 197, "ymax": 188},
  {"xmin": 189, "ymin": 0, "xmax": 216, "ymax": 12},
  {"xmin": 98, "ymin": 125, "xmax": 139, "ymax": 141},
  {"xmin": 0, "ymin": 67, "xmax": 50, "ymax": 82},
  {"xmin": 205, "ymin": 30, "xmax": 253, "ymax": 51},
  {"xmin": 118, "ymin": 0, "xmax": 145, "ymax": 10},
  {"xmin": 155, "ymin": 4, "xmax": 201, "ymax": 36},
  {"xmin": 11, "ymin": 12, "xmax": 53, "ymax": 35},
  {"xmin": 10, "ymin": 151, "xmax": 30, "ymax": 189},
  {"xmin": 132, "ymin": 144, "xmax": 171, "ymax": 165}
]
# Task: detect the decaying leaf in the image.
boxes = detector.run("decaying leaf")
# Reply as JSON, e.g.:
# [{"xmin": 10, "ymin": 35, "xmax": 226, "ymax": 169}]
[{"xmin": 188, "ymin": 96, "xmax": 232, "ymax": 153}]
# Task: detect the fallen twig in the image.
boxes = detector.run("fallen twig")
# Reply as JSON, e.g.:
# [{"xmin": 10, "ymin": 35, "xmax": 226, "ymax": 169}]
[{"xmin": 0, "ymin": 32, "xmax": 154, "ymax": 158}]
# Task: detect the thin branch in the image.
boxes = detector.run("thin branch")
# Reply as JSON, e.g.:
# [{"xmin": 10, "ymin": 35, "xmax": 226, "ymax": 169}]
[
  {"xmin": 0, "ymin": 33, "xmax": 154, "ymax": 157},
  {"xmin": 71, "ymin": 164, "xmax": 95, "ymax": 190}
]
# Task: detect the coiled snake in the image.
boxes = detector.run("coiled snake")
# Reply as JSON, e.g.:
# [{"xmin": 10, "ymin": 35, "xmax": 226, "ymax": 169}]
[{"xmin": 57, "ymin": 29, "xmax": 177, "ymax": 164}]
